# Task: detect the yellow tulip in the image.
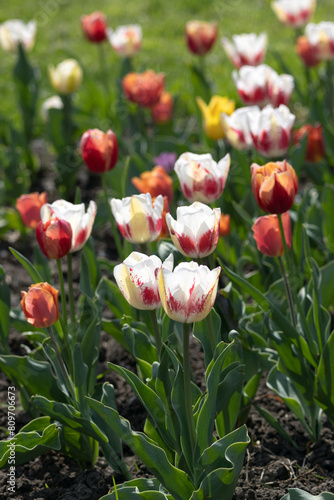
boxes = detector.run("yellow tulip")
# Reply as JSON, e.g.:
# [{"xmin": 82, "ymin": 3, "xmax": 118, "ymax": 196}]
[
  {"xmin": 196, "ymin": 95, "xmax": 235, "ymax": 140},
  {"xmin": 48, "ymin": 59, "xmax": 83, "ymax": 95}
]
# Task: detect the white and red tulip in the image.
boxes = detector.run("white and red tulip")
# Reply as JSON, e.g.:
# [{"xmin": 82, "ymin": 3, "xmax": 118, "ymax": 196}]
[
  {"xmin": 222, "ymin": 32, "xmax": 267, "ymax": 69},
  {"xmin": 271, "ymin": 0, "xmax": 316, "ymax": 28},
  {"xmin": 221, "ymin": 106, "xmax": 258, "ymax": 151},
  {"xmin": 107, "ymin": 24, "xmax": 142, "ymax": 57}
]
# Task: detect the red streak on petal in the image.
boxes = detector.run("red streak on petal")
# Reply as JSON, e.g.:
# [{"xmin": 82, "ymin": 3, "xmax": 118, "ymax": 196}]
[
  {"xmin": 75, "ymin": 228, "xmax": 87, "ymax": 248},
  {"xmin": 141, "ymin": 286, "xmax": 160, "ymax": 306},
  {"xmin": 198, "ymin": 229, "xmax": 213, "ymax": 254},
  {"xmin": 183, "ymin": 183, "xmax": 193, "ymax": 200},
  {"xmin": 178, "ymin": 233, "xmax": 196, "ymax": 256}
]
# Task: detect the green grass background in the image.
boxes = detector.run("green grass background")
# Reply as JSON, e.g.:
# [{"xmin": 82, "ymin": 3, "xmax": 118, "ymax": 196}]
[{"xmin": 0, "ymin": 0, "xmax": 332, "ymax": 129}]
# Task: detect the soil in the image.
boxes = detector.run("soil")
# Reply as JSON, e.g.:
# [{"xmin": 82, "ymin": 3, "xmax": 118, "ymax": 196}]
[{"xmin": 0, "ymin": 161, "xmax": 334, "ymax": 499}]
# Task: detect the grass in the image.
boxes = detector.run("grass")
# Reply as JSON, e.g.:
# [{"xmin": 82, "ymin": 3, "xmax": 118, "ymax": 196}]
[{"xmin": 0, "ymin": 0, "xmax": 332, "ymax": 132}]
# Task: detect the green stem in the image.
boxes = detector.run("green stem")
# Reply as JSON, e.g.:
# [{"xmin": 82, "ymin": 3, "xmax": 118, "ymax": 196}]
[
  {"xmin": 48, "ymin": 327, "xmax": 75, "ymax": 401},
  {"xmin": 67, "ymin": 253, "xmax": 76, "ymax": 341},
  {"xmin": 61, "ymin": 94, "xmax": 73, "ymax": 142},
  {"xmin": 56, "ymin": 259, "xmax": 68, "ymax": 339},
  {"xmin": 149, "ymin": 310, "xmax": 163, "ymax": 358},
  {"xmin": 183, "ymin": 323, "xmax": 196, "ymax": 458},
  {"xmin": 277, "ymin": 213, "xmax": 296, "ymax": 327},
  {"xmin": 278, "ymin": 256, "xmax": 296, "ymax": 328},
  {"xmin": 326, "ymin": 60, "xmax": 334, "ymax": 122},
  {"xmin": 102, "ymin": 173, "xmax": 123, "ymax": 259}
]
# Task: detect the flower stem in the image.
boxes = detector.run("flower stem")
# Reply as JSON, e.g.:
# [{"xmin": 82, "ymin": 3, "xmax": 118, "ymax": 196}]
[
  {"xmin": 277, "ymin": 256, "xmax": 296, "ymax": 328},
  {"xmin": 326, "ymin": 60, "xmax": 334, "ymax": 123},
  {"xmin": 48, "ymin": 327, "xmax": 75, "ymax": 401},
  {"xmin": 67, "ymin": 253, "xmax": 76, "ymax": 341},
  {"xmin": 149, "ymin": 309, "xmax": 163, "ymax": 358},
  {"xmin": 183, "ymin": 322, "xmax": 196, "ymax": 458},
  {"xmin": 102, "ymin": 173, "xmax": 123, "ymax": 260},
  {"xmin": 56, "ymin": 259, "xmax": 68, "ymax": 339}
]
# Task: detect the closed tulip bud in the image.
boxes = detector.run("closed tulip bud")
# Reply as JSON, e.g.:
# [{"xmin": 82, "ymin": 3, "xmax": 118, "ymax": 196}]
[
  {"xmin": 49, "ymin": 59, "xmax": 83, "ymax": 95},
  {"xmin": 271, "ymin": 0, "xmax": 316, "ymax": 28},
  {"xmin": 158, "ymin": 259, "xmax": 221, "ymax": 323},
  {"xmin": 36, "ymin": 218, "xmax": 72, "ymax": 259},
  {"xmin": 185, "ymin": 20, "xmax": 218, "ymax": 56},
  {"xmin": 221, "ymin": 106, "xmax": 258, "ymax": 151},
  {"xmin": 221, "ymin": 32, "xmax": 268, "ymax": 69},
  {"xmin": 81, "ymin": 11, "xmax": 107, "ymax": 43},
  {"xmin": 293, "ymin": 123, "xmax": 325, "ymax": 163},
  {"xmin": 196, "ymin": 95, "xmax": 235, "ymax": 140},
  {"xmin": 113, "ymin": 252, "xmax": 173, "ymax": 310},
  {"xmin": 175, "ymin": 152, "xmax": 230, "ymax": 204},
  {"xmin": 251, "ymin": 160, "xmax": 298, "ymax": 214},
  {"xmin": 41, "ymin": 200, "xmax": 97, "ymax": 253},
  {"xmin": 166, "ymin": 202, "xmax": 220, "ymax": 258},
  {"xmin": 107, "ymin": 25, "xmax": 142, "ymax": 57},
  {"xmin": 122, "ymin": 70, "xmax": 165, "ymax": 107},
  {"xmin": 111, "ymin": 193, "xmax": 163, "ymax": 244},
  {"xmin": 219, "ymin": 213, "xmax": 230, "ymax": 237},
  {"xmin": 0, "ymin": 19, "xmax": 36, "ymax": 53},
  {"xmin": 16, "ymin": 192, "xmax": 47, "ymax": 229},
  {"xmin": 131, "ymin": 166, "xmax": 173, "ymax": 203},
  {"xmin": 80, "ymin": 128, "xmax": 118, "ymax": 173},
  {"xmin": 252, "ymin": 211, "xmax": 291, "ymax": 257},
  {"xmin": 151, "ymin": 92, "xmax": 174, "ymax": 124},
  {"xmin": 296, "ymin": 35, "xmax": 321, "ymax": 67},
  {"xmin": 21, "ymin": 282, "xmax": 59, "ymax": 328}
]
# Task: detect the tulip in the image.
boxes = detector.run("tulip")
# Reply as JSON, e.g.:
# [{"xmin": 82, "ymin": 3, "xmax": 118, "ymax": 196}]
[
  {"xmin": 81, "ymin": 11, "xmax": 107, "ymax": 43},
  {"xmin": 156, "ymin": 196, "xmax": 170, "ymax": 239},
  {"xmin": 296, "ymin": 35, "xmax": 321, "ymax": 67},
  {"xmin": 49, "ymin": 59, "xmax": 83, "ymax": 95},
  {"xmin": 0, "ymin": 19, "xmax": 36, "ymax": 53},
  {"xmin": 293, "ymin": 123, "xmax": 325, "ymax": 163},
  {"xmin": 158, "ymin": 260, "xmax": 221, "ymax": 323},
  {"xmin": 252, "ymin": 211, "xmax": 291, "ymax": 257},
  {"xmin": 153, "ymin": 152, "xmax": 177, "ymax": 173},
  {"xmin": 122, "ymin": 70, "xmax": 165, "ymax": 107},
  {"xmin": 151, "ymin": 92, "xmax": 174, "ymax": 124},
  {"xmin": 21, "ymin": 282, "xmax": 59, "ymax": 328},
  {"xmin": 221, "ymin": 33, "xmax": 268, "ymax": 69},
  {"xmin": 107, "ymin": 25, "xmax": 142, "ymax": 57},
  {"xmin": 111, "ymin": 193, "xmax": 163, "ymax": 244},
  {"xmin": 80, "ymin": 128, "xmax": 118, "ymax": 173},
  {"xmin": 36, "ymin": 218, "xmax": 73, "ymax": 259},
  {"xmin": 166, "ymin": 202, "xmax": 220, "ymax": 258},
  {"xmin": 113, "ymin": 252, "xmax": 173, "ymax": 310},
  {"xmin": 174, "ymin": 152, "xmax": 230, "ymax": 204},
  {"xmin": 271, "ymin": 0, "xmax": 316, "ymax": 28},
  {"xmin": 131, "ymin": 166, "xmax": 173, "ymax": 203},
  {"xmin": 41, "ymin": 95, "xmax": 63, "ymax": 123},
  {"xmin": 221, "ymin": 106, "xmax": 258, "ymax": 151},
  {"xmin": 16, "ymin": 192, "xmax": 47, "ymax": 229},
  {"xmin": 248, "ymin": 104, "xmax": 295, "ymax": 158},
  {"xmin": 219, "ymin": 213, "xmax": 230, "ymax": 237},
  {"xmin": 185, "ymin": 20, "xmax": 218, "ymax": 56},
  {"xmin": 304, "ymin": 22, "xmax": 334, "ymax": 61},
  {"xmin": 196, "ymin": 95, "xmax": 235, "ymax": 140},
  {"xmin": 251, "ymin": 160, "xmax": 298, "ymax": 214},
  {"xmin": 233, "ymin": 64, "xmax": 276, "ymax": 107},
  {"xmin": 268, "ymin": 73, "xmax": 294, "ymax": 107},
  {"xmin": 41, "ymin": 200, "xmax": 97, "ymax": 253}
]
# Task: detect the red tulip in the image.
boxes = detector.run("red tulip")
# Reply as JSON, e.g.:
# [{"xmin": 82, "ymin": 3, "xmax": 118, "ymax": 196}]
[
  {"xmin": 21, "ymin": 282, "xmax": 59, "ymax": 328},
  {"xmin": 252, "ymin": 211, "xmax": 291, "ymax": 257},
  {"xmin": 36, "ymin": 218, "xmax": 72, "ymax": 259},
  {"xmin": 185, "ymin": 20, "xmax": 218, "ymax": 56},
  {"xmin": 16, "ymin": 192, "xmax": 47, "ymax": 229},
  {"xmin": 81, "ymin": 11, "xmax": 107, "ymax": 43},
  {"xmin": 80, "ymin": 129, "xmax": 118, "ymax": 173},
  {"xmin": 293, "ymin": 123, "xmax": 325, "ymax": 163},
  {"xmin": 251, "ymin": 160, "xmax": 298, "ymax": 214}
]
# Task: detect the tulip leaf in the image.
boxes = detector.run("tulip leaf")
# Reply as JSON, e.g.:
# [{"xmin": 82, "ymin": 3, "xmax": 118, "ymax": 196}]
[
  {"xmin": 102, "ymin": 318, "xmax": 129, "ymax": 350},
  {"xmin": 253, "ymin": 403, "xmax": 300, "ymax": 449},
  {"xmin": 315, "ymin": 330, "xmax": 334, "ymax": 426},
  {"xmin": 191, "ymin": 426, "xmax": 249, "ymax": 500},
  {"xmin": 42, "ymin": 338, "xmax": 74, "ymax": 399},
  {"xmin": 319, "ymin": 260, "xmax": 334, "ymax": 308},
  {"xmin": 86, "ymin": 397, "xmax": 195, "ymax": 500},
  {"xmin": 101, "ymin": 486, "xmax": 172, "ymax": 500},
  {"xmin": 193, "ymin": 308, "xmax": 221, "ymax": 367},
  {"xmin": 215, "ymin": 364, "xmax": 244, "ymax": 438},
  {"xmin": 321, "ymin": 183, "xmax": 334, "ymax": 253},
  {"xmin": 0, "ymin": 417, "xmax": 61, "ymax": 469},
  {"xmin": 280, "ymin": 489, "xmax": 334, "ymax": 500},
  {"xmin": 104, "ymin": 278, "xmax": 133, "ymax": 318},
  {"xmin": 122, "ymin": 323, "xmax": 158, "ymax": 366},
  {"xmin": 9, "ymin": 247, "xmax": 43, "ymax": 283},
  {"xmin": 0, "ymin": 266, "xmax": 10, "ymax": 353}
]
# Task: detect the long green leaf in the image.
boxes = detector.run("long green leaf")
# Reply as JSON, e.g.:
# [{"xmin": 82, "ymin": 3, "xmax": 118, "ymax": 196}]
[
  {"xmin": 9, "ymin": 247, "xmax": 43, "ymax": 283},
  {"xmin": 280, "ymin": 489, "xmax": 334, "ymax": 500}
]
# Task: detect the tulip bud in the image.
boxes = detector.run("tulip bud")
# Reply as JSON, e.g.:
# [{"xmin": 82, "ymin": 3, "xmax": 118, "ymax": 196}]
[
  {"xmin": 185, "ymin": 20, "xmax": 218, "ymax": 56},
  {"xmin": 49, "ymin": 59, "xmax": 83, "ymax": 95},
  {"xmin": 151, "ymin": 92, "xmax": 174, "ymax": 124},
  {"xmin": 293, "ymin": 123, "xmax": 325, "ymax": 163},
  {"xmin": 21, "ymin": 282, "xmax": 59, "ymax": 328},
  {"xmin": 80, "ymin": 128, "xmax": 118, "ymax": 173},
  {"xmin": 252, "ymin": 211, "xmax": 291, "ymax": 257},
  {"xmin": 251, "ymin": 160, "xmax": 298, "ymax": 214},
  {"xmin": 122, "ymin": 70, "xmax": 165, "ymax": 107},
  {"xmin": 81, "ymin": 11, "xmax": 107, "ymax": 43},
  {"xmin": 131, "ymin": 166, "xmax": 173, "ymax": 203},
  {"xmin": 16, "ymin": 192, "xmax": 47, "ymax": 229},
  {"xmin": 196, "ymin": 95, "xmax": 235, "ymax": 140},
  {"xmin": 36, "ymin": 218, "xmax": 72, "ymax": 259}
]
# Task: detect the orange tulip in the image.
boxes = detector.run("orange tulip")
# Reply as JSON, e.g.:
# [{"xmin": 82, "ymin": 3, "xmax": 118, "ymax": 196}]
[
  {"xmin": 16, "ymin": 192, "xmax": 47, "ymax": 229},
  {"xmin": 251, "ymin": 160, "xmax": 298, "ymax": 214},
  {"xmin": 185, "ymin": 20, "xmax": 218, "ymax": 56},
  {"xmin": 131, "ymin": 166, "xmax": 173, "ymax": 203},
  {"xmin": 151, "ymin": 92, "xmax": 173, "ymax": 124},
  {"xmin": 21, "ymin": 282, "xmax": 59, "ymax": 328},
  {"xmin": 219, "ymin": 213, "xmax": 230, "ymax": 237},
  {"xmin": 122, "ymin": 70, "xmax": 165, "ymax": 107},
  {"xmin": 293, "ymin": 123, "xmax": 325, "ymax": 163},
  {"xmin": 252, "ymin": 211, "xmax": 291, "ymax": 257}
]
